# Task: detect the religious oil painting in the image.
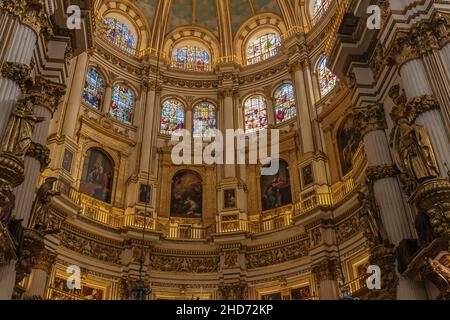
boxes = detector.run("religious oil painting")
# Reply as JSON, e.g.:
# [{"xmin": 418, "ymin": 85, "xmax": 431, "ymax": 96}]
[
  {"xmin": 291, "ymin": 286, "xmax": 312, "ymax": 300},
  {"xmin": 170, "ymin": 171, "xmax": 202, "ymax": 218},
  {"xmin": 51, "ymin": 277, "xmax": 104, "ymax": 300},
  {"xmin": 62, "ymin": 149, "xmax": 74, "ymax": 173},
  {"xmin": 79, "ymin": 149, "xmax": 114, "ymax": 203},
  {"xmin": 262, "ymin": 292, "xmax": 282, "ymax": 300},
  {"xmin": 337, "ymin": 115, "xmax": 361, "ymax": 175},
  {"xmin": 302, "ymin": 163, "xmax": 314, "ymax": 188},
  {"xmin": 224, "ymin": 189, "xmax": 237, "ymax": 209},
  {"xmin": 138, "ymin": 184, "xmax": 152, "ymax": 204},
  {"xmin": 261, "ymin": 160, "xmax": 292, "ymax": 211}
]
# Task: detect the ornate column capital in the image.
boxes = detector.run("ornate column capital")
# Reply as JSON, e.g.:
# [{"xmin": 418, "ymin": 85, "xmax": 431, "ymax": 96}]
[
  {"xmin": 30, "ymin": 77, "xmax": 66, "ymax": 116},
  {"xmin": 33, "ymin": 248, "xmax": 56, "ymax": 273},
  {"xmin": 311, "ymin": 258, "xmax": 340, "ymax": 283},
  {"xmin": 0, "ymin": 0, "xmax": 53, "ymax": 36},
  {"xmin": 366, "ymin": 165, "xmax": 399, "ymax": 183},
  {"xmin": 353, "ymin": 104, "xmax": 387, "ymax": 137},
  {"xmin": 26, "ymin": 142, "xmax": 50, "ymax": 171},
  {"xmin": 0, "ymin": 62, "xmax": 33, "ymax": 91},
  {"xmin": 387, "ymin": 13, "xmax": 450, "ymax": 68},
  {"xmin": 389, "ymin": 85, "xmax": 440, "ymax": 124}
]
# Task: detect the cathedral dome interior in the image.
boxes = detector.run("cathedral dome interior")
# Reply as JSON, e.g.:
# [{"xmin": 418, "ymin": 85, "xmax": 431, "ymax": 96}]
[{"xmin": 0, "ymin": 0, "xmax": 449, "ymax": 301}]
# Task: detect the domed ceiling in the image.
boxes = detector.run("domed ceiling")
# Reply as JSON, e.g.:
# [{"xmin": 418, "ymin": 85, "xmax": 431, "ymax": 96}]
[{"xmin": 136, "ymin": 0, "xmax": 285, "ymax": 37}]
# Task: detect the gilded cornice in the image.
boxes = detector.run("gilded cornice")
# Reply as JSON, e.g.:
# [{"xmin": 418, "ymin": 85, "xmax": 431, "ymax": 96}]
[{"xmin": 311, "ymin": 258, "xmax": 340, "ymax": 282}]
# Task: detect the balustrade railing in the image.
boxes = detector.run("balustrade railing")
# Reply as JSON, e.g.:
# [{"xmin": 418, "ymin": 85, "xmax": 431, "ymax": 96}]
[
  {"xmin": 54, "ymin": 173, "xmax": 356, "ymax": 238},
  {"xmin": 340, "ymin": 274, "xmax": 369, "ymax": 297}
]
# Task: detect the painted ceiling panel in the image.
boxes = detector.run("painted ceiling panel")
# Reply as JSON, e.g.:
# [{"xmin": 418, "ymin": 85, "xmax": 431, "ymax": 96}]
[
  {"xmin": 252, "ymin": 0, "xmax": 282, "ymax": 15},
  {"xmin": 229, "ymin": 0, "xmax": 252, "ymax": 35},
  {"xmin": 167, "ymin": 0, "xmax": 194, "ymax": 31},
  {"xmin": 138, "ymin": 0, "xmax": 159, "ymax": 27},
  {"xmin": 196, "ymin": 0, "xmax": 219, "ymax": 36}
]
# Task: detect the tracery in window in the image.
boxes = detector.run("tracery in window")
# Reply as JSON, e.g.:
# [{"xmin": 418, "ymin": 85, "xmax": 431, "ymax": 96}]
[
  {"xmin": 246, "ymin": 33, "xmax": 281, "ymax": 65},
  {"xmin": 83, "ymin": 67, "xmax": 105, "ymax": 110},
  {"xmin": 244, "ymin": 95, "xmax": 268, "ymax": 133},
  {"xmin": 160, "ymin": 99, "xmax": 185, "ymax": 135},
  {"xmin": 193, "ymin": 102, "xmax": 217, "ymax": 138},
  {"xmin": 102, "ymin": 17, "xmax": 137, "ymax": 54},
  {"xmin": 110, "ymin": 84, "xmax": 135, "ymax": 124},
  {"xmin": 317, "ymin": 56, "xmax": 337, "ymax": 97},
  {"xmin": 274, "ymin": 84, "xmax": 297, "ymax": 124},
  {"xmin": 171, "ymin": 45, "xmax": 211, "ymax": 72}
]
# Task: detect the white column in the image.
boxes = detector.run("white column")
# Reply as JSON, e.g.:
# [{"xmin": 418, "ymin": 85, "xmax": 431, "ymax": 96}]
[
  {"xmin": 223, "ymin": 92, "xmax": 235, "ymax": 178},
  {"xmin": 0, "ymin": 261, "xmax": 16, "ymax": 300},
  {"xmin": 401, "ymin": 59, "xmax": 450, "ymax": 175},
  {"xmin": 0, "ymin": 23, "xmax": 37, "ymax": 137},
  {"xmin": 13, "ymin": 104, "xmax": 53, "ymax": 226},
  {"xmin": 140, "ymin": 86, "xmax": 156, "ymax": 173},
  {"xmin": 318, "ymin": 280, "xmax": 339, "ymax": 300},
  {"xmin": 62, "ymin": 52, "xmax": 89, "ymax": 138},
  {"xmin": 102, "ymin": 84, "xmax": 113, "ymax": 114},
  {"xmin": 25, "ymin": 269, "xmax": 48, "ymax": 298},
  {"xmin": 292, "ymin": 67, "xmax": 314, "ymax": 153}
]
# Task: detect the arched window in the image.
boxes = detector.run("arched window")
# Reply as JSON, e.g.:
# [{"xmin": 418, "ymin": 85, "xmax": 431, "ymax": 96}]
[
  {"xmin": 172, "ymin": 45, "xmax": 211, "ymax": 72},
  {"xmin": 193, "ymin": 102, "xmax": 217, "ymax": 138},
  {"xmin": 160, "ymin": 99, "xmax": 185, "ymax": 135},
  {"xmin": 317, "ymin": 56, "xmax": 337, "ymax": 97},
  {"xmin": 102, "ymin": 17, "xmax": 137, "ymax": 54},
  {"xmin": 110, "ymin": 84, "xmax": 135, "ymax": 124},
  {"xmin": 274, "ymin": 84, "xmax": 297, "ymax": 124},
  {"xmin": 246, "ymin": 33, "xmax": 281, "ymax": 65},
  {"xmin": 244, "ymin": 95, "xmax": 268, "ymax": 133},
  {"xmin": 312, "ymin": 0, "xmax": 331, "ymax": 24},
  {"xmin": 79, "ymin": 148, "xmax": 114, "ymax": 203},
  {"xmin": 83, "ymin": 67, "xmax": 105, "ymax": 110}
]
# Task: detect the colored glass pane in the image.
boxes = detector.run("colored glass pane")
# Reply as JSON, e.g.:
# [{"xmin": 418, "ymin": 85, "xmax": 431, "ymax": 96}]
[
  {"xmin": 244, "ymin": 95, "xmax": 268, "ymax": 132},
  {"xmin": 274, "ymin": 84, "xmax": 297, "ymax": 124},
  {"xmin": 83, "ymin": 67, "xmax": 105, "ymax": 110},
  {"xmin": 160, "ymin": 99, "xmax": 185, "ymax": 135}
]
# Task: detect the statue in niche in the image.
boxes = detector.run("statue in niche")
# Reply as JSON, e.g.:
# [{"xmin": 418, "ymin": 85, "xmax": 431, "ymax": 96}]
[
  {"xmin": 393, "ymin": 117, "xmax": 439, "ymax": 187},
  {"xmin": 31, "ymin": 177, "xmax": 61, "ymax": 230},
  {"xmin": 357, "ymin": 191, "xmax": 388, "ymax": 246}
]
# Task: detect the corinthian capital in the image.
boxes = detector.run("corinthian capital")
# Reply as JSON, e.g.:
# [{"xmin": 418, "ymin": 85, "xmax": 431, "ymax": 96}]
[{"xmin": 353, "ymin": 104, "xmax": 387, "ymax": 137}]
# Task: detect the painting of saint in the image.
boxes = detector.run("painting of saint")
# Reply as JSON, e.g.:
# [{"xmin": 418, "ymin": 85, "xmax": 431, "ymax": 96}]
[
  {"xmin": 224, "ymin": 189, "xmax": 236, "ymax": 209},
  {"xmin": 262, "ymin": 292, "xmax": 282, "ymax": 300},
  {"xmin": 338, "ymin": 115, "xmax": 361, "ymax": 175},
  {"xmin": 79, "ymin": 149, "xmax": 113, "ymax": 203},
  {"xmin": 302, "ymin": 164, "xmax": 314, "ymax": 187},
  {"xmin": 260, "ymin": 160, "xmax": 292, "ymax": 211},
  {"xmin": 139, "ymin": 184, "xmax": 152, "ymax": 204},
  {"xmin": 62, "ymin": 149, "xmax": 74, "ymax": 173},
  {"xmin": 291, "ymin": 286, "xmax": 311, "ymax": 300},
  {"xmin": 170, "ymin": 171, "xmax": 202, "ymax": 218}
]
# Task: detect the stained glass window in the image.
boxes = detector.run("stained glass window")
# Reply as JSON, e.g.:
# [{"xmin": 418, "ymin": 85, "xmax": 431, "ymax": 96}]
[
  {"xmin": 274, "ymin": 84, "xmax": 297, "ymax": 124},
  {"xmin": 83, "ymin": 67, "xmax": 105, "ymax": 110},
  {"xmin": 312, "ymin": 0, "xmax": 331, "ymax": 24},
  {"xmin": 317, "ymin": 56, "xmax": 337, "ymax": 97},
  {"xmin": 172, "ymin": 46, "xmax": 211, "ymax": 72},
  {"xmin": 102, "ymin": 17, "xmax": 137, "ymax": 55},
  {"xmin": 193, "ymin": 102, "xmax": 217, "ymax": 138},
  {"xmin": 110, "ymin": 84, "xmax": 135, "ymax": 124},
  {"xmin": 160, "ymin": 99, "xmax": 185, "ymax": 135},
  {"xmin": 244, "ymin": 95, "xmax": 268, "ymax": 133},
  {"xmin": 246, "ymin": 33, "xmax": 281, "ymax": 65}
]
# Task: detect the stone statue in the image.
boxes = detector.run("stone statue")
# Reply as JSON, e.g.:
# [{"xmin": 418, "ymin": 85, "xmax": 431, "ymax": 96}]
[
  {"xmin": 394, "ymin": 118, "xmax": 439, "ymax": 185},
  {"xmin": 357, "ymin": 191, "xmax": 387, "ymax": 246},
  {"xmin": 0, "ymin": 98, "xmax": 41, "ymax": 159},
  {"xmin": 0, "ymin": 191, "xmax": 15, "ymax": 225},
  {"xmin": 414, "ymin": 210, "xmax": 436, "ymax": 247},
  {"xmin": 31, "ymin": 177, "xmax": 61, "ymax": 229}
]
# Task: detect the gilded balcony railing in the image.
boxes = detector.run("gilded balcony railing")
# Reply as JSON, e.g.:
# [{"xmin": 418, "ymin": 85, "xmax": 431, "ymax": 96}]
[{"xmin": 340, "ymin": 274, "xmax": 369, "ymax": 296}]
